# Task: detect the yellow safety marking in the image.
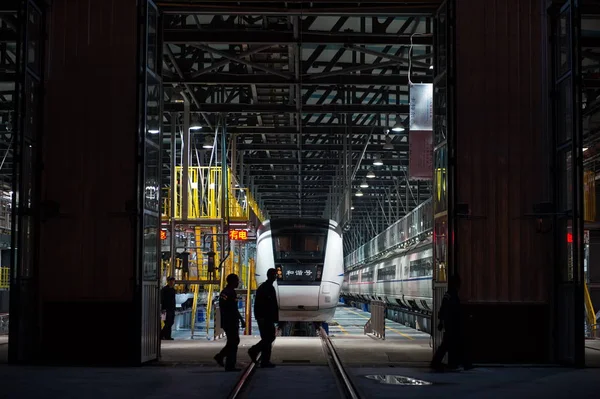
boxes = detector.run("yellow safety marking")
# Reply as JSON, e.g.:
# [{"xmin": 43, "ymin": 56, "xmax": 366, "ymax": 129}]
[
  {"xmin": 334, "ymin": 322, "xmax": 349, "ymax": 335},
  {"xmin": 345, "ymin": 308, "xmax": 414, "ymax": 340}
]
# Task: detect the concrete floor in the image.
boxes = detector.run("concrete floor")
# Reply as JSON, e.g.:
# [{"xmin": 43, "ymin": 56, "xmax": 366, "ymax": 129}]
[{"xmin": 0, "ymin": 306, "xmax": 599, "ymax": 398}]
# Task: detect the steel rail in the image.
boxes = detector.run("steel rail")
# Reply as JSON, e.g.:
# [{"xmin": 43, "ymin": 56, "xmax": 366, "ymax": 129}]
[
  {"xmin": 319, "ymin": 328, "xmax": 362, "ymax": 399},
  {"xmin": 226, "ymin": 353, "xmax": 261, "ymax": 399}
]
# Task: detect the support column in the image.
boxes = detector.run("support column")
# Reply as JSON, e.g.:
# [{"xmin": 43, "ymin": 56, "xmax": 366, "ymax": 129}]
[
  {"xmin": 453, "ymin": 0, "xmax": 554, "ymax": 363},
  {"xmin": 34, "ymin": 0, "xmax": 142, "ymax": 365}
]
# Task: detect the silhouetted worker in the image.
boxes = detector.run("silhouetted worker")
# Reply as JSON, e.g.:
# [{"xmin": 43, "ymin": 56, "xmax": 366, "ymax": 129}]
[
  {"xmin": 431, "ymin": 274, "xmax": 472, "ymax": 371},
  {"xmin": 214, "ymin": 274, "xmax": 245, "ymax": 371},
  {"xmin": 248, "ymin": 268, "xmax": 279, "ymax": 368},
  {"xmin": 160, "ymin": 277, "xmax": 176, "ymax": 340}
]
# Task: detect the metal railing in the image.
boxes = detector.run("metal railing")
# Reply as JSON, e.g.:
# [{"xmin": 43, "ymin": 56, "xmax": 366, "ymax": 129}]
[{"xmin": 363, "ymin": 300, "xmax": 386, "ymax": 340}]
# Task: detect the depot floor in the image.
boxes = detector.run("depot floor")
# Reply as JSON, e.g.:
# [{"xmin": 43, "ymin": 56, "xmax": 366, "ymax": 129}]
[{"xmin": 0, "ymin": 306, "xmax": 600, "ymax": 398}]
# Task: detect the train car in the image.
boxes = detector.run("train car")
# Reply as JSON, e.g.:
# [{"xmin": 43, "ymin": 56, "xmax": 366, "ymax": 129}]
[
  {"xmin": 256, "ymin": 218, "xmax": 344, "ymax": 322},
  {"xmin": 343, "ymin": 237, "xmax": 433, "ymax": 313}
]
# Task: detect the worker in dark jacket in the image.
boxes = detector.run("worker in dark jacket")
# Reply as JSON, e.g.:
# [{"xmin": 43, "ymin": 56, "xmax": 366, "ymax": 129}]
[
  {"xmin": 160, "ymin": 277, "xmax": 176, "ymax": 340},
  {"xmin": 248, "ymin": 268, "xmax": 279, "ymax": 368},
  {"xmin": 214, "ymin": 274, "xmax": 245, "ymax": 371},
  {"xmin": 431, "ymin": 274, "xmax": 472, "ymax": 371}
]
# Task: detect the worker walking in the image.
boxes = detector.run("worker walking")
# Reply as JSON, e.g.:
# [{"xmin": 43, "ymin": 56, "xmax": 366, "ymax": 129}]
[
  {"xmin": 160, "ymin": 277, "xmax": 176, "ymax": 340},
  {"xmin": 431, "ymin": 274, "xmax": 472, "ymax": 371},
  {"xmin": 248, "ymin": 268, "xmax": 279, "ymax": 368},
  {"xmin": 214, "ymin": 274, "xmax": 245, "ymax": 371}
]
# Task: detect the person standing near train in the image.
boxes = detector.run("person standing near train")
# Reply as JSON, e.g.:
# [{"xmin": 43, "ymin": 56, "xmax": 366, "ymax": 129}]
[
  {"xmin": 431, "ymin": 274, "xmax": 472, "ymax": 371},
  {"xmin": 160, "ymin": 276, "xmax": 176, "ymax": 340},
  {"xmin": 248, "ymin": 268, "xmax": 279, "ymax": 368},
  {"xmin": 214, "ymin": 273, "xmax": 245, "ymax": 371}
]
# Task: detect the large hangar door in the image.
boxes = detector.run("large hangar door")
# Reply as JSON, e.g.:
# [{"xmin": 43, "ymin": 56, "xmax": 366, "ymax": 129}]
[
  {"xmin": 432, "ymin": 0, "xmax": 456, "ymax": 353},
  {"xmin": 139, "ymin": 0, "xmax": 163, "ymax": 363},
  {"xmin": 8, "ymin": 0, "xmax": 44, "ymax": 363},
  {"xmin": 549, "ymin": 0, "xmax": 585, "ymax": 366}
]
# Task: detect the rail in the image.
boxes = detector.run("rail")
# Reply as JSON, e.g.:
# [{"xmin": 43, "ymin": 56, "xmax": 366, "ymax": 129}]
[
  {"xmin": 363, "ymin": 300, "xmax": 386, "ymax": 340},
  {"xmin": 319, "ymin": 327, "xmax": 362, "ymax": 399},
  {"xmin": 226, "ymin": 353, "xmax": 261, "ymax": 399}
]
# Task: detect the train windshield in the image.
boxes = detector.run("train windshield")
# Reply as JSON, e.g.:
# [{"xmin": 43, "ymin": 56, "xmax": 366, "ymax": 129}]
[
  {"xmin": 268, "ymin": 220, "xmax": 330, "ymax": 284},
  {"xmin": 273, "ymin": 230, "xmax": 327, "ymax": 261}
]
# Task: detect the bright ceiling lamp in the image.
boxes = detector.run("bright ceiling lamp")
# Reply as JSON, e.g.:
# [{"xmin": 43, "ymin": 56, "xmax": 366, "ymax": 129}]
[
  {"xmin": 583, "ymin": 147, "xmax": 589, "ymax": 152},
  {"xmin": 360, "ymin": 179, "xmax": 369, "ymax": 188},
  {"xmin": 366, "ymin": 168, "xmax": 375, "ymax": 179},
  {"xmin": 203, "ymin": 137, "xmax": 214, "ymax": 149},
  {"xmin": 391, "ymin": 116, "xmax": 404, "ymax": 132},
  {"xmin": 383, "ymin": 135, "xmax": 394, "ymax": 150},
  {"xmin": 355, "ymin": 189, "xmax": 364, "ymax": 197},
  {"xmin": 351, "ymin": 206, "xmax": 355, "ymax": 210},
  {"xmin": 190, "ymin": 115, "xmax": 202, "ymax": 130},
  {"xmin": 148, "ymin": 129, "xmax": 160, "ymax": 134},
  {"xmin": 373, "ymin": 154, "xmax": 383, "ymax": 166}
]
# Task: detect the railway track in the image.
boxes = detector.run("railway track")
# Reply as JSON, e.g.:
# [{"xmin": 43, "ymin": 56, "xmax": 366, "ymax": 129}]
[{"xmin": 227, "ymin": 330, "xmax": 363, "ymax": 399}]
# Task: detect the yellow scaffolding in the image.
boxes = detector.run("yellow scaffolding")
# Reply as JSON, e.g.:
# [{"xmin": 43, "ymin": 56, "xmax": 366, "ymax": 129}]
[
  {"xmin": 169, "ymin": 166, "xmax": 264, "ymax": 221},
  {"xmin": 584, "ymin": 282, "xmax": 597, "ymax": 336},
  {"xmin": 0, "ymin": 267, "xmax": 8, "ymax": 289},
  {"xmin": 161, "ymin": 164, "xmax": 262, "ymax": 337}
]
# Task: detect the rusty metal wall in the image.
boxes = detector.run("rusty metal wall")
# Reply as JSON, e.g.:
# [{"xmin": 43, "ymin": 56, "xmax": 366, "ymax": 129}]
[
  {"xmin": 37, "ymin": 0, "xmax": 140, "ymax": 364},
  {"xmin": 455, "ymin": 0, "xmax": 552, "ymax": 304},
  {"xmin": 41, "ymin": 0, "xmax": 138, "ymax": 301}
]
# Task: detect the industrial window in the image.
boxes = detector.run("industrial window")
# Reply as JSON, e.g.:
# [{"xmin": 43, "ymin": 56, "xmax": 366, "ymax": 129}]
[
  {"xmin": 377, "ymin": 265, "xmax": 396, "ymax": 281},
  {"xmin": 409, "ymin": 257, "xmax": 433, "ymax": 278},
  {"xmin": 361, "ymin": 269, "xmax": 374, "ymax": 281}
]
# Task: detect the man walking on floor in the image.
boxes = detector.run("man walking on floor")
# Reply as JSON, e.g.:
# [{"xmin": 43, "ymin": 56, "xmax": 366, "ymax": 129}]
[
  {"xmin": 214, "ymin": 273, "xmax": 245, "ymax": 371},
  {"xmin": 248, "ymin": 268, "xmax": 279, "ymax": 368}
]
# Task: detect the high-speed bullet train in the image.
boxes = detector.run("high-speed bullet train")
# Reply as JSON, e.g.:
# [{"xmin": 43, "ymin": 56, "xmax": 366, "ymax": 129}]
[
  {"xmin": 342, "ymin": 238, "xmax": 433, "ymax": 313},
  {"xmin": 256, "ymin": 218, "xmax": 344, "ymax": 322}
]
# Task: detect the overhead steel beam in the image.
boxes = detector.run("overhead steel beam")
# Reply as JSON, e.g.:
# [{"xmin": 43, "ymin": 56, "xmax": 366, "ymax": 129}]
[
  {"xmin": 160, "ymin": 126, "xmax": 394, "ymax": 135},
  {"xmin": 191, "ymin": 44, "xmax": 274, "ymax": 78},
  {"xmin": 164, "ymin": 74, "xmax": 429, "ymax": 86},
  {"xmin": 158, "ymin": 2, "xmax": 442, "ymax": 16},
  {"xmin": 237, "ymin": 143, "xmax": 408, "ymax": 151},
  {"xmin": 165, "ymin": 103, "xmax": 409, "ymax": 114},
  {"xmin": 194, "ymin": 44, "xmax": 292, "ymax": 79},
  {"xmin": 163, "ymin": 30, "xmax": 433, "ymax": 46},
  {"xmin": 251, "ymin": 178, "xmax": 427, "ymax": 186},
  {"xmin": 222, "ymin": 126, "xmax": 387, "ymax": 134},
  {"xmin": 247, "ymin": 168, "xmax": 407, "ymax": 176},
  {"xmin": 243, "ymin": 157, "xmax": 405, "ymax": 165}
]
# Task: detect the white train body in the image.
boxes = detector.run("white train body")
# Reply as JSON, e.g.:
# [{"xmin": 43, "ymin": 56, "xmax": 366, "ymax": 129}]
[
  {"xmin": 256, "ymin": 218, "xmax": 344, "ymax": 322},
  {"xmin": 342, "ymin": 238, "xmax": 433, "ymax": 313}
]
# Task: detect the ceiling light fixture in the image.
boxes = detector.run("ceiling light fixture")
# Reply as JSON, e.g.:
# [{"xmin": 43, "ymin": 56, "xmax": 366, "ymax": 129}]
[
  {"xmin": 383, "ymin": 135, "xmax": 394, "ymax": 150},
  {"xmin": 360, "ymin": 179, "xmax": 369, "ymax": 188},
  {"xmin": 355, "ymin": 189, "xmax": 364, "ymax": 197},
  {"xmin": 583, "ymin": 147, "xmax": 589, "ymax": 152},
  {"xmin": 373, "ymin": 155, "xmax": 383, "ymax": 166},
  {"xmin": 391, "ymin": 116, "xmax": 405, "ymax": 132},
  {"xmin": 148, "ymin": 129, "xmax": 160, "ymax": 134},
  {"xmin": 366, "ymin": 168, "xmax": 376, "ymax": 179},
  {"xmin": 203, "ymin": 137, "xmax": 214, "ymax": 149}
]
